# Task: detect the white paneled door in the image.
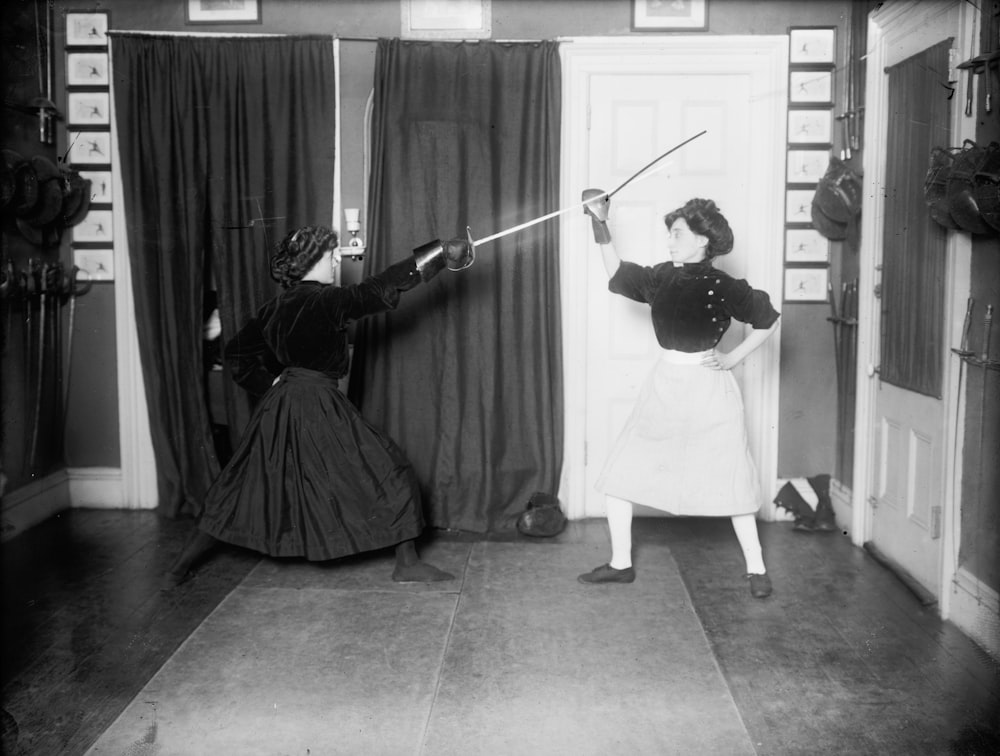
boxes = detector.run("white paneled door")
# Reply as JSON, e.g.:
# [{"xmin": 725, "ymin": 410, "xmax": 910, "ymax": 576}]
[{"xmin": 560, "ymin": 39, "xmax": 787, "ymax": 519}]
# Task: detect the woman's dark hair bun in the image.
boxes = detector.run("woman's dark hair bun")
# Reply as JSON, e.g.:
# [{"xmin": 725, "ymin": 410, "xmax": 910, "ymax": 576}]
[
  {"xmin": 270, "ymin": 225, "xmax": 338, "ymax": 287},
  {"xmin": 663, "ymin": 198, "xmax": 734, "ymax": 258}
]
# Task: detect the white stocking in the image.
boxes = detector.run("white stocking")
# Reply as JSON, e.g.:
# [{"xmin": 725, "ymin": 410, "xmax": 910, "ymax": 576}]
[
  {"xmin": 606, "ymin": 495, "xmax": 634, "ymax": 569},
  {"xmin": 731, "ymin": 513, "xmax": 766, "ymax": 574}
]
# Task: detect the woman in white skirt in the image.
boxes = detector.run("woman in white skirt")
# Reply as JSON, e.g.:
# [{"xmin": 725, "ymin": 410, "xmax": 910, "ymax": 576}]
[{"xmin": 577, "ymin": 194, "xmax": 780, "ymax": 598}]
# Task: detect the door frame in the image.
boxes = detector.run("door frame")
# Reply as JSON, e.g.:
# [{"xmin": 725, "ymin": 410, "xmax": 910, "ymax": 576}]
[
  {"xmin": 854, "ymin": 0, "xmax": 976, "ymax": 602},
  {"xmin": 558, "ymin": 37, "xmax": 787, "ymax": 520}
]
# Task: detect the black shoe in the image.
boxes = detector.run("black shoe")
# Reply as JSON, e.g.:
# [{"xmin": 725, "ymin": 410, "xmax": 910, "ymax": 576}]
[
  {"xmin": 746, "ymin": 573, "xmax": 772, "ymax": 599},
  {"xmin": 578, "ymin": 563, "xmax": 636, "ymax": 584}
]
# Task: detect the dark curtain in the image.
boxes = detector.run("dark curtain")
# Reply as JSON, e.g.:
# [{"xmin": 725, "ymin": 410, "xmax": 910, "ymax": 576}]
[
  {"xmin": 112, "ymin": 34, "xmax": 336, "ymax": 517},
  {"xmin": 880, "ymin": 40, "xmax": 951, "ymax": 397},
  {"xmin": 350, "ymin": 39, "xmax": 562, "ymax": 533}
]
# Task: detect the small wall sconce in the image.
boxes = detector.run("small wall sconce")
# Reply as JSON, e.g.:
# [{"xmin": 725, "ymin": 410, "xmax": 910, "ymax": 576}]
[{"xmin": 340, "ymin": 207, "xmax": 365, "ymax": 258}]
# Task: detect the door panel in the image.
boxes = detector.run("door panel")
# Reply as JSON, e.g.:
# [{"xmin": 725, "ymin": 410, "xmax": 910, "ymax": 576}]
[{"xmin": 584, "ymin": 73, "xmax": 755, "ymax": 516}]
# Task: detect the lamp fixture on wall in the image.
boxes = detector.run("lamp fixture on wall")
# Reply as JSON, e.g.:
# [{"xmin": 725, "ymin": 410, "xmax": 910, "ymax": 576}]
[{"xmin": 339, "ymin": 207, "xmax": 365, "ymax": 258}]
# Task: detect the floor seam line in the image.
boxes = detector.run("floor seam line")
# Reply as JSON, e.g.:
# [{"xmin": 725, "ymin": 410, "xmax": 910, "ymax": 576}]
[{"xmin": 416, "ymin": 542, "xmax": 474, "ymax": 756}]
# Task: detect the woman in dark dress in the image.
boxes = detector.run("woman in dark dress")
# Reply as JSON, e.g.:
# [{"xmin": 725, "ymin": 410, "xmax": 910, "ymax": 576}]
[
  {"xmin": 163, "ymin": 225, "xmax": 473, "ymax": 587},
  {"xmin": 576, "ymin": 194, "xmax": 781, "ymax": 598}
]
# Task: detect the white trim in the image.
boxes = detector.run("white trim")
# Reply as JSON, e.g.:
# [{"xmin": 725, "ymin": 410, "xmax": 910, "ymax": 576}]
[
  {"xmin": 109, "ymin": 42, "xmax": 159, "ymax": 510},
  {"xmin": 1, "ymin": 471, "xmax": 70, "ymax": 541},
  {"xmin": 854, "ymin": 0, "xmax": 976, "ymax": 603},
  {"xmin": 947, "ymin": 568, "xmax": 1000, "ymax": 660},
  {"xmin": 66, "ymin": 467, "xmax": 125, "ymax": 509},
  {"xmin": 558, "ymin": 36, "xmax": 787, "ymax": 521}
]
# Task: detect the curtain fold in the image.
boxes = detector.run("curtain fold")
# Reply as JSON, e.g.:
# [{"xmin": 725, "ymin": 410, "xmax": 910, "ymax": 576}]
[
  {"xmin": 880, "ymin": 40, "xmax": 950, "ymax": 397},
  {"xmin": 350, "ymin": 39, "xmax": 563, "ymax": 533},
  {"xmin": 112, "ymin": 34, "xmax": 336, "ymax": 516}
]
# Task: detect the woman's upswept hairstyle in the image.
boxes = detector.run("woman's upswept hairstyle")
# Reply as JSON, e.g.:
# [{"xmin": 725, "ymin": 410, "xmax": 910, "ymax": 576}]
[
  {"xmin": 663, "ymin": 198, "xmax": 734, "ymax": 259},
  {"xmin": 270, "ymin": 225, "xmax": 338, "ymax": 287}
]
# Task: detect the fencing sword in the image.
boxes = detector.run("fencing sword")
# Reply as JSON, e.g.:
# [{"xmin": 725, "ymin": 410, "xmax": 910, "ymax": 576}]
[
  {"xmin": 465, "ymin": 130, "xmax": 708, "ymax": 250},
  {"xmin": 29, "ymin": 261, "xmax": 49, "ymax": 475}
]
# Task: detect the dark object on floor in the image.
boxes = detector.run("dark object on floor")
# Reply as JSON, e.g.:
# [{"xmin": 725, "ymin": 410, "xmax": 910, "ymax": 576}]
[
  {"xmin": 773, "ymin": 481, "xmax": 816, "ymax": 531},
  {"xmin": 806, "ymin": 474, "xmax": 837, "ymax": 532},
  {"xmin": 746, "ymin": 572, "xmax": 773, "ymax": 598},
  {"xmin": 578, "ymin": 563, "xmax": 636, "ymax": 584},
  {"xmin": 516, "ymin": 491, "xmax": 567, "ymax": 538},
  {"xmin": 863, "ymin": 541, "xmax": 937, "ymax": 607}
]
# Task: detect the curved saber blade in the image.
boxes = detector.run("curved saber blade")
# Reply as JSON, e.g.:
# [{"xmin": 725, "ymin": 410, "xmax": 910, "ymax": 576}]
[{"xmin": 470, "ymin": 130, "xmax": 707, "ymax": 248}]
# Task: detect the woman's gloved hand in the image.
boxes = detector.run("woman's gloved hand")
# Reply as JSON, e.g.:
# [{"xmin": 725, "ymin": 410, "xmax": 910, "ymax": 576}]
[{"xmin": 582, "ymin": 189, "xmax": 611, "ymax": 244}]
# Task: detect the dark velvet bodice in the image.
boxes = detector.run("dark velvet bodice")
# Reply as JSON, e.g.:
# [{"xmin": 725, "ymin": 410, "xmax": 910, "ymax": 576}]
[
  {"xmin": 609, "ymin": 260, "xmax": 780, "ymax": 352},
  {"xmin": 225, "ymin": 258, "xmax": 420, "ymax": 396}
]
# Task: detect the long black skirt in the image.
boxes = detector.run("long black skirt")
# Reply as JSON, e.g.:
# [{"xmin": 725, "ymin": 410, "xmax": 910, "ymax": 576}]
[{"xmin": 198, "ymin": 367, "xmax": 425, "ymax": 560}]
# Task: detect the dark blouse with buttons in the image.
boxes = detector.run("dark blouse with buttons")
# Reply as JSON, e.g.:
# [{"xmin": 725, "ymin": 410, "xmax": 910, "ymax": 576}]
[{"xmin": 609, "ymin": 260, "xmax": 780, "ymax": 353}]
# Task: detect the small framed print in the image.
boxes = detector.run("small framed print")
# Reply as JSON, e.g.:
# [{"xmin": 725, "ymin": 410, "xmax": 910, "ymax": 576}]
[
  {"xmin": 73, "ymin": 248, "xmax": 114, "ymax": 281},
  {"xmin": 788, "ymin": 109, "xmax": 832, "ymax": 144},
  {"xmin": 68, "ymin": 131, "xmax": 111, "ymax": 165},
  {"xmin": 73, "ymin": 210, "xmax": 114, "ymax": 243},
  {"xmin": 79, "ymin": 170, "xmax": 112, "ymax": 204},
  {"xmin": 787, "ymin": 149, "xmax": 828, "ymax": 184},
  {"xmin": 186, "ymin": 0, "xmax": 261, "ymax": 24},
  {"xmin": 401, "ymin": 0, "xmax": 491, "ymax": 39},
  {"xmin": 67, "ymin": 52, "xmax": 109, "ymax": 86},
  {"xmin": 784, "ymin": 267, "xmax": 829, "ymax": 303},
  {"xmin": 789, "ymin": 28, "xmax": 836, "ymax": 65},
  {"xmin": 785, "ymin": 190, "xmax": 815, "ymax": 224},
  {"xmin": 68, "ymin": 92, "xmax": 110, "ymax": 126},
  {"xmin": 632, "ymin": 0, "xmax": 708, "ymax": 31},
  {"xmin": 785, "ymin": 229, "xmax": 830, "ymax": 264},
  {"xmin": 66, "ymin": 11, "xmax": 109, "ymax": 47},
  {"xmin": 790, "ymin": 70, "xmax": 833, "ymax": 105}
]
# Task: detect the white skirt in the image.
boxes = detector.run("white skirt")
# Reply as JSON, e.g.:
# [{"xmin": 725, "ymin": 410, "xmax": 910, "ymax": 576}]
[{"xmin": 595, "ymin": 350, "xmax": 762, "ymax": 516}]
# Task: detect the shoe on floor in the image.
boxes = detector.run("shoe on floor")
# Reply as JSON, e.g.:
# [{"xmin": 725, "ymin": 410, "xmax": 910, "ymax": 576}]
[
  {"xmin": 578, "ymin": 563, "xmax": 636, "ymax": 584},
  {"xmin": 747, "ymin": 572, "xmax": 772, "ymax": 599}
]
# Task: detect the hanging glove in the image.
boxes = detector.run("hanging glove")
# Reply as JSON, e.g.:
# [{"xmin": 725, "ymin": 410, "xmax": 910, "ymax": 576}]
[{"xmin": 582, "ymin": 188, "xmax": 611, "ymax": 244}]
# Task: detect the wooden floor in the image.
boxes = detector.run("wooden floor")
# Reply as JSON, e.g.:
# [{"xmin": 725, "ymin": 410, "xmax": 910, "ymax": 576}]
[{"xmin": 2, "ymin": 509, "xmax": 998, "ymax": 755}]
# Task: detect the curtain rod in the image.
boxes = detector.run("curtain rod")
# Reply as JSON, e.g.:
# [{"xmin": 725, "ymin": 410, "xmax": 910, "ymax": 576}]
[{"xmin": 107, "ymin": 31, "xmax": 563, "ymax": 43}]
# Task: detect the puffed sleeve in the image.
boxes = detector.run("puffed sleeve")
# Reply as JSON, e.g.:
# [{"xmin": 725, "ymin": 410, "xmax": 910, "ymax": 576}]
[
  {"xmin": 608, "ymin": 261, "xmax": 661, "ymax": 304},
  {"xmin": 721, "ymin": 276, "xmax": 780, "ymax": 329},
  {"xmin": 224, "ymin": 315, "xmax": 284, "ymax": 397}
]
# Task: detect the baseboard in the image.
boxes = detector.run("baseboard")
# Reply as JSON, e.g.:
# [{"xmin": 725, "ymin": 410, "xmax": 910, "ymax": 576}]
[
  {"xmin": 947, "ymin": 568, "xmax": 1000, "ymax": 661},
  {"xmin": 1, "ymin": 470, "xmax": 71, "ymax": 542},
  {"xmin": 1, "ymin": 467, "xmax": 133, "ymax": 542}
]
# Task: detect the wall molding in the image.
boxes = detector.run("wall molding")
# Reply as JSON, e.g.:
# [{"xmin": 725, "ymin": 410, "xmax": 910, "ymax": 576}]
[{"xmin": 947, "ymin": 568, "xmax": 1000, "ymax": 661}]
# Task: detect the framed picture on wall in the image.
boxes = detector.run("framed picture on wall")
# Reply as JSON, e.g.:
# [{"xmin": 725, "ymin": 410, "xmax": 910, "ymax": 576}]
[
  {"xmin": 67, "ymin": 52, "xmax": 109, "ymax": 86},
  {"xmin": 73, "ymin": 248, "xmax": 114, "ymax": 281},
  {"xmin": 784, "ymin": 267, "xmax": 829, "ymax": 303},
  {"xmin": 68, "ymin": 92, "xmax": 110, "ymax": 126},
  {"xmin": 79, "ymin": 170, "xmax": 112, "ymax": 204},
  {"xmin": 185, "ymin": 0, "xmax": 262, "ymax": 24},
  {"xmin": 401, "ymin": 0, "xmax": 492, "ymax": 39},
  {"xmin": 787, "ymin": 149, "xmax": 828, "ymax": 184},
  {"xmin": 789, "ymin": 70, "xmax": 834, "ymax": 105},
  {"xmin": 789, "ymin": 27, "xmax": 836, "ymax": 65},
  {"xmin": 632, "ymin": 0, "xmax": 708, "ymax": 31},
  {"xmin": 67, "ymin": 131, "xmax": 111, "ymax": 165},
  {"xmin": 785, "ymin": 229, "xmax": 830, "ymax": 264},
  {"xmin": 788, "ymin": 109, "xmax": 832, "ymax": 144},
  {"xmin": 785, "ymin": 189, "xmax": 815, "ymax": 224},
  {"xmin": 66, "ymin": 11, "xmax": 109, "ymax": 47},
  {"xmin": 72, "ymin": 210, "xmax": 114, "ymax": 243}
]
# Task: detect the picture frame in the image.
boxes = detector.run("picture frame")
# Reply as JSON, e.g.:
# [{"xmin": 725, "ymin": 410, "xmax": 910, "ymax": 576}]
[
  {"xmin": 72, "ymin": 247, "xmax": 114, "ymax": 281},
  {"xmin": 67, "ymin": 92, "xmax": 110, "ymax": 126},
  {"xmin": 185, "ymin": 0, "xmax": 262, "ymax": 25},
  {"xmin": 784, "ymin": 267, "xmax": 829, "ymax": 303},
  {"xmin": 789, "ymin": 70, "xmax": 833, "ymax": 105},
  {"xmin": 785, "ymin": 229, "xmax": 830, "ymax": 264},
  {"xmin": 789, "ymin": 27, "xmax": 836, "ymax": 65},
  {"xmin": 67, "ymin": 131, "xmax": 112, "ymax": 165},
  {"xmin": 78, "ymin": 170, "xmax": 112, "ymax": 204},
  {"xmin": 66, "ymin": 11, "xmax": 109, "ymax": 47},
  {"xmin": 66, "ymin": 52, "xmax": 109, "ymax": 86},
  {"xmin": 632, "ymin": 0, "xmax": 707, "ymax": 31},
  {"xmin": 401, "ymin": 0, "xmax": 491, "ymax": 39},
  {"xmin": 72, "ymin": 210, "xmax": 114, "ymax": 244},
  {"xmin": 787, "ymin": 149, "xmax": 828, "ymax": 184},
  {"xmin": 785, "ymin": 189, "xmax": 815, "ymax": 225},
  {"xmin": 788, "ymin": 109, "xmax": 832, "ymax": 144}
]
